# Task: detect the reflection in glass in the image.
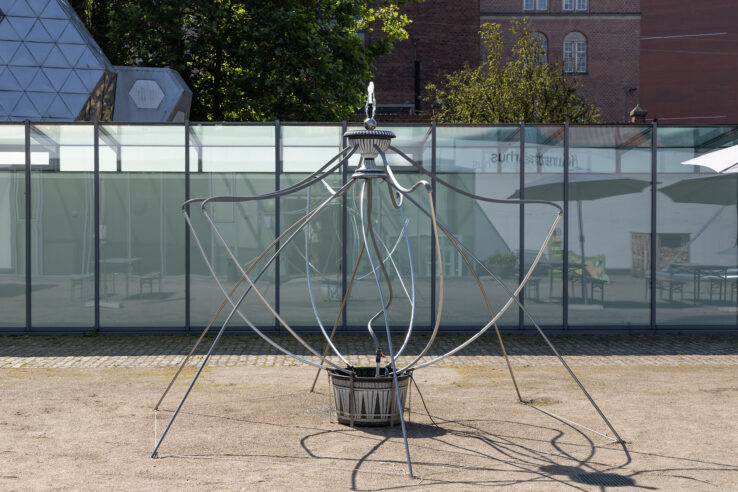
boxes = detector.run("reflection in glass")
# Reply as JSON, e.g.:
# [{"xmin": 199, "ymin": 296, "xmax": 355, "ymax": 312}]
[
  {"xmin": 99, "ymin": 125, "xmax": 185, "ymax": 329},
  {"xmin": 0, "ymin": 125, "xmax": 26, "ymax": 329},
  {"xmin": 567, "ymin": 125, "xmax": 651, "ymax": 327},
  {"xmin": 436, "ymin": 126, "xmax": 521, "ymax": 328},
  {"xmin": 656, "ymin": 127, "xmax": 738, "ymax": 326},
  {"xmin": 31, "ymin": 125, "xmax": 95, "ymax": 329}
]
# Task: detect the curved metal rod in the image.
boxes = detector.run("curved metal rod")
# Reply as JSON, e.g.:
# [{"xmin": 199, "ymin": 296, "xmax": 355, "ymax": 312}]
[
  {"xmin": 394, "ymin": 184, "xmax": 445, "ymax": 373},
  {"xmin": 441, "ymin": 225, "xmax": 523, "ymax": 402},
  {"xmin": 309, "ymin": 242, "xmax": 367, "ymax": 392},
  {"xmin": 388, "ymin": 144, "xmax": 563, "ymax": 214},
  {"xmin": 359, "ymin": 179, "xmax": 414, "ymax": 476},
  {"xmin": 197, "ymin": 181, "xmax": 358, "ymax": 372},
  {"xmin": 400, "ymin": 200, "xmax": 622, "ymax": 443},
  {"xmin": 363, "ymin": 180, "xmax": 392, "ymax": 352},
  {"xmin": 184, "ymin": 206, "xmax": 347, "ymax": 372},
  {"xmin": 182, "ymin": 145, "xmax": 356, "ymax": 209},
  {"xmin": 201, "ymin": 180, "xmax": 357, "ymax": 371},
  {"xmin": 389, "ymin": 199, "xmax": 417, "ymax": 360},
  {"xmin": 375, "ymin": 145, "xmax": 445, "ymax": 372},
  {"xmin": 304, "ymin": 186, "xmax": 351, "ymax": 366},
  {"xmin": 413, "ymin": 210, "xmax": 561, "ymax": 369},
  {"xmin": 355, "ymin": 219, "xmax": 407, "ymax": 282}
]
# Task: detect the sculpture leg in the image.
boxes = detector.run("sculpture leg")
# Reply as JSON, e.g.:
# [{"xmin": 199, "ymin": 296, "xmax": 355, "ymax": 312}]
[{"xmin": 360, "ymin": 179, "xmax": 413, "ymax": 478}]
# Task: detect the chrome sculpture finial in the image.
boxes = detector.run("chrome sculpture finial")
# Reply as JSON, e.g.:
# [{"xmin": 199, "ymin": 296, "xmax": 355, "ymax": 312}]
[{"xmin": 364, "ymin": 81, "xmax": 377, "ymax": 130}]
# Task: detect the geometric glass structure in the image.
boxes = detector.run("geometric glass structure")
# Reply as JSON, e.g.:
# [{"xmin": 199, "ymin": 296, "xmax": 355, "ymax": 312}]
[{"xmin": 0, "ymin": 0, "xmax": 190, "ymax": 121}]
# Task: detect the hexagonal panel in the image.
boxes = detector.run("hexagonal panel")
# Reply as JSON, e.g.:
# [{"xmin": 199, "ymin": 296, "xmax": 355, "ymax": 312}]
[{"xmin": 128, "ymin": 79, "xmax": 164, "ymax": 109}]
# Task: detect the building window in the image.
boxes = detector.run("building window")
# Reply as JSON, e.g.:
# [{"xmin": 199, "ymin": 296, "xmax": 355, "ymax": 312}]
[
  {"xmin": 524, "ymin": 0, "xmax": 548, "ymax": 11},
  {"xmin": 531, "ymin": 32, "xmax": 548, "ymax": 63},
  {"xmin": 563, "ymin": 0, "xmax": 588, "ymax": 11},
  {"xmin": 564, "ymin": 32, "xmax": 587, "ymax": 73}
]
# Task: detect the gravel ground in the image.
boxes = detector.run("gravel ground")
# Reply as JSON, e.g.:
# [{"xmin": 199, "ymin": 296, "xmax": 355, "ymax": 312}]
[{"xmin": 1, "ymin": 334, "xmax": 737, "ymax": 490}]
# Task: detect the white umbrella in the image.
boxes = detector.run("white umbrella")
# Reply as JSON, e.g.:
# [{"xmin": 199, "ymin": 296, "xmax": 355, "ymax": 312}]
[{"xmin": 682, "ymin": 145, "xmax": 738, "ymax": 173}]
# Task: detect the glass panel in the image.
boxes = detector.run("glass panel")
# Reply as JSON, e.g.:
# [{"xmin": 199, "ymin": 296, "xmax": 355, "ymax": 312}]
[
  {"xmin": 656, "ymin": 126, "xmax": 738, "ymax": 326},
  {"xmin": 344, "ymin": 124, "xmax": 432, "ymax": 332},
  {"xmin": 191, "ymin": 124, "xmax": 275, "ymax": 172},
  {"xmin": 30, "ymin": 124, "xmax": 95, "ymax": 330},
  {"xmin": 279, "ymin": 172, "xmax": 343, "ymax": 331},
  {"xmin": 189, "ymin": 171, "xmax": 277, "ymax": 331},
  {"xmin": 436, "ymin": 125, "xmax": 521, "ymax": 329},
  {"xmin": 524, "ymin": 125, "xmax": 564, "ymax": 328},
  {"xmin": 568, "ymin": 125, "xmax": 652, "ymax": 327},
  {"xmin": 99, "ymin": 125, "xmax": 185, "ymax": 329},
  {"xmin": 282, "ymin": 125, "xmax": 342, "ymax": 173},
  {"xmin": 0, "ymin": 125, "xmax": 26, "ymax": 330}
]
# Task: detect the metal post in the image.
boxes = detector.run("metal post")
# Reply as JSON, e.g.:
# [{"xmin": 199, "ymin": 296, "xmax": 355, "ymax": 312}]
[
  {"xmin": 185, "ymin": 121, "xmax": 191, "ymax": 333},
  {"xmin": 650, "ymin": 121, "xmax": 657, "ymax": 330},
  {"xmin": 430, "ymin": 122, "xmax": 437, "ymax": 328},
  {"xmin": 94, "ymin": 121, "xmax": 100, "ymax": 332},
  {"xmin": 563, "ymin": 123, "xmax": 569, "ymax": 330},
  {"xmin": 341, "ymin": 121, "xmax": 348, "ymax": 330},
  {"xmin": 24, "ymin": 121, "xmax": 30, "ymax": 332},
  {"xmin": 274, "ymin": 120, "xmax": 281, "ymax": 332},
  {"xmin": 519, "ymin": 122, "xmax": 525, "ymax": 329}
]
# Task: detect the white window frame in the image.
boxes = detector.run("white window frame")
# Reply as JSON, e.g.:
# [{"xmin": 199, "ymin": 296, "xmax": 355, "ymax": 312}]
[
  {"xmin": 532, "ymin": 32, "xmax": 548, "ymax": 63},
  {"xmin": 524, "ymin": 0, "xmax": 548, "ymax": 11},
  {"xmin": 563, "ymin": 0, "xmax": 588, "ymax": 10},
  {"xmin": 563, "ymin": 32, "xmax": 587, "ymax": 73}
]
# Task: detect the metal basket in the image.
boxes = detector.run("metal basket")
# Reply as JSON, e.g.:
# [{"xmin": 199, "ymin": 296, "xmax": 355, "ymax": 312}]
[{"xmin": 329, "ymin": 368, "xmax": 411, "ymax": 427}]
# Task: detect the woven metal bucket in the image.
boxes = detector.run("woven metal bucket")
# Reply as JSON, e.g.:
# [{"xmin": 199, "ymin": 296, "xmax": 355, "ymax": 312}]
[{"xmin": 329, "ymin": 368, "xmax": 411, "ymax": 427}]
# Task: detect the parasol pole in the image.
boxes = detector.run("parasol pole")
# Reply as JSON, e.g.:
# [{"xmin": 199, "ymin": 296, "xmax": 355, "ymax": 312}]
[{"xmin": 577, "ymin": 200, "xmax": 587, "ymax": 303}]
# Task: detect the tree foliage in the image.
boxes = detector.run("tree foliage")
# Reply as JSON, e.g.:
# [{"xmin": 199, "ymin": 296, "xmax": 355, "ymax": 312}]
[
  {"xmin": 426, "ymin": 20, "xmax": 600, "ymax": 124},
  {"xmin": 71, "ymin": 1, "xmax": 415, "ymax": 121}
]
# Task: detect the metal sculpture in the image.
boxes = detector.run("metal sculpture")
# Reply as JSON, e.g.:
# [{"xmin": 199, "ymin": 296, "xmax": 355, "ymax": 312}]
[{"xmin": 151, "ymin": 84, "xmax": 623, "ymax": 478}]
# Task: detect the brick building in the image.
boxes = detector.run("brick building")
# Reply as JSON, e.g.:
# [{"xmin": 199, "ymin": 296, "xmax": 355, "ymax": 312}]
[
  {"xmin": 640, "ymin": 1, "xmax": 738, "ymax": 123},
  {"xmin": 372, "ymin": 1, "xmax": 641, "ymax": 123},
  {"xmin": 480, "ymin": 0, "xmax": 641, "ymax": 123},
  {"xmin": 366, "ymin": 0, "xmax": 480, "ymax": 118}
]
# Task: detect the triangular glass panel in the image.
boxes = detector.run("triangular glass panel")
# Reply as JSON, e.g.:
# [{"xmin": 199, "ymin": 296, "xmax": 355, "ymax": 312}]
[
  {"xmin": 40, "ymin": 18, "xmax": 66, "ymax": 41},
  {"xmin": 40, "ymin": 0, "xmax": 67, "ymax": 20},
  {"xmin": 13, "ymin": 93, "xmax": 41, "ymax": 118},
  {"xmin": 41, "ymin": 67, "xmax": 71, "ymax": 90},
  {"xmin": 8, "ymin": 43, "xmax": 36, "ymax": 66},
  {"xmin": 59, "ymin": 92, "xmax": 88, "ymax": 116},
  {"xmin": 25, "ymin": 20, "xmax": 53, "ymax": 43},
  {"xmin": 60, "ymin": 70, "xmax": 87, "ymax": 93},
  {"xmin": 0, "ymin": 91, "xmax": 23, "ymax": 115},
  {"xmin": 27, "ymin": 69, "xmax": 54, "ymax": 91},
  {"xmin": 0, "ymin": 18, "xmax": 20, "ymax": 41},
  {"xmin": 27, "ymin": 0, "xmax": 51, "ymax": 16},
  {"xmin": 27, "ymin": 90, "xmax": 55, "ymax": 114},
  {"xmin": 57, "ymin": 23, "xmax": 85, "ymax": 45},
  {"xmin": 42, "ymin": 45, "xmax": 69, "ymax": 68},
  {"xmin": 45, "ymin": 94, "xmax": 72, "ymax": 118},
  {"xmin": 58, "ymin": 43, "xmax": 84, "ymax": 66},
  {"xmin": 0, "ymin": 69, "xmax": 22, "ymax": 91},
  {"xmin": 7, "ymin": 16, "xmax": 35, "ymax": 38},
  {"xmin": 75, "ymin": 69, "xmax": 104, "ymax": 92},
  {"xmin": 25, "ymin": 41, "xmax": 53, "ymax": 64},
  {"xmin": 7, "ymin": 0, "xmax": 36, "ymax": 18},
  {"xmin": 8, "ymin": 66, "xmax": 38, "ymax": 87},
  {"xmin": 0, "ymin": 40, "xmax": 21, "ymax": 64},
  {"xmin": 74, "ymin": 47, "xmax": 103, "ymax": 69}
]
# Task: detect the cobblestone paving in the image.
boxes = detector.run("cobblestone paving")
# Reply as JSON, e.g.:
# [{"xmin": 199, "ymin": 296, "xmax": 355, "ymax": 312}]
[{"xmin": 1, "ymin": 333, "xmax": 736, "ymax": 369}]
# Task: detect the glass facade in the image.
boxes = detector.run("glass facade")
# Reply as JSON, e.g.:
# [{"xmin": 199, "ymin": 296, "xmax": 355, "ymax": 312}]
[{"xmin": 0, "ymin": 122, "xmax": 735, "ymax": 334}]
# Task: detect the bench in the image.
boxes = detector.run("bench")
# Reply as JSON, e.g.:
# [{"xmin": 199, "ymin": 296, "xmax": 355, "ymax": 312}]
[
  {"xmin": 138, "ymin": 272, "xmax": 161, "ymax": 294},
  {"xmin": 644, "ymin": 273, "xmax": 686, "ymax": 303}
]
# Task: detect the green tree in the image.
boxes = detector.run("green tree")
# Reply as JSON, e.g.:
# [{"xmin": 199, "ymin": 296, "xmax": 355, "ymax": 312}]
[
  {"xmin": 427, "ymin": 20, "xmax": 600, "ymax": 124},
  {"xmin": 72, "ymin": 1, "xmax": 415, "ymax": 121}
]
